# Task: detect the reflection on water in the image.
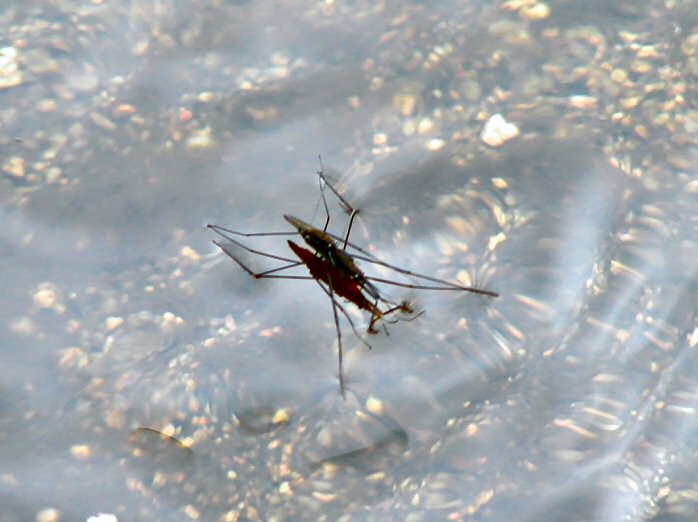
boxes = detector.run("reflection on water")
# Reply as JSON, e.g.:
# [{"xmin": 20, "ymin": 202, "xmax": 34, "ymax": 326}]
[{"xmin": 2, "ymin": 0, "xmax": 698, "ymax": 520}]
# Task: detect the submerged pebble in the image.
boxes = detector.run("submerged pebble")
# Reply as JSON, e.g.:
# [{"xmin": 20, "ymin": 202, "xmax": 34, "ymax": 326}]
[{"xmin": 480, "ymin": 114, "xmax": 520, "ymax": 147}]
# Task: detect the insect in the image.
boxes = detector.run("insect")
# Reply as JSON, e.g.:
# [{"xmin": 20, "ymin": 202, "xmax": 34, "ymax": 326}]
[{"xmin": 208, "ymin": 163, "xmax": 498, "ymax": 395}]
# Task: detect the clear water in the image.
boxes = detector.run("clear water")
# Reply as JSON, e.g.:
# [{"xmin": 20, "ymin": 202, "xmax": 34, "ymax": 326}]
[{"xmin": 1, "ymin": 0, "xmax": 697, "ymax": 520}]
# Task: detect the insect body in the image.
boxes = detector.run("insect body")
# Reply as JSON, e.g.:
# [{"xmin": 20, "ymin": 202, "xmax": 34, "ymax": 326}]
[
  {"xmin": 284, "ymin": 214, "xmax": 381, "ymax": 300},
  {"xmin": 286, "ymin": 239, "xmax": 414, "ymax": 334}
]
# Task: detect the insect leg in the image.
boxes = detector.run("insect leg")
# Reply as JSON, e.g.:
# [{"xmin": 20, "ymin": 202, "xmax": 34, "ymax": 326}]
[
  {"xmin": 326, "ymin": 271, "xmax": 346, "ymax": 397},
  {"xmin": 365, "ymin": 275, "xmax": 499, "ymax": 298},
  {"xmin": 314, "ymin": 280, "xmax": 372, "ymax": 350},
  {"xmin": 208, "ymin": 223, "xmax": 297, "ymax": 239},
  {"xmin": 210, "ymin": 231, "xmax": 299, "ymax": 264},
  {"xmin": 316, "ymin": 156, "xmax": 359, "ymax": 248},
  {"xmin": 213, "ymin": 241, "xmax": 310, "ymax": 280},
  {"xmin": 315, "ymin": 228, "xmax": 498, "ymax": 296},
  {"xmin": 317, "ymin": 155, "xmax": 356, "ymax": 217},
  {"xmin": 316, "ymin": 155, "xmax": 332, "ymax": 233}
]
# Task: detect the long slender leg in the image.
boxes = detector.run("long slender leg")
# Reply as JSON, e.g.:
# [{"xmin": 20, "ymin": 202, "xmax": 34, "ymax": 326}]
[
  {"xmin": 208, "ymin": 223, "xmax": 297, "ymax": 239},
  {"xmin": 313, "ymin": 228, "xmax": 498, "ymax": 296},
  {"xmin": 346, "ymin": 247, "xmax": 498, "ymax": 296},
  {"xmin": 314, "ymin": 280, "xmax": 372, "ymax": 350},
  {"xmin": 254, "ymin": 262, "xmax": 305, "ymax": 277},
  {"xmin": 316, "ymin": 157, "xmax": 359, "ymax": 248},
  {"xmin": 342, "ymin": 210, "xmax": 360, "ymax": 250},
  {"xmin": 316, "ymin": 155, "xmax": 332, "ymax": 233},
  {"xmin": 317, "ymin": 156, "xmax": 354, "ymax": 216},
  {"xmin": 365, "ymin": 275, "xmax": 499, "ymax": 297},
  {"xmin": 213, "ymin": 241, "xmax": 311, "ymax": 280},
  {"xmin": 210, "ymin": 233, "xmax": 299, "ymax": 265},
  {"xmin": 326, "ymin": 271, "xmax": 346, "ymax": 397}
]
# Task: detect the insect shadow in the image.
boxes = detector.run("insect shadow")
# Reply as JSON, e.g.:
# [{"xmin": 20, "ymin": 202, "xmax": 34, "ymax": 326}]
[{"xmin": 208, "ymin": 159, "xmax": 498, "ymax": 396}]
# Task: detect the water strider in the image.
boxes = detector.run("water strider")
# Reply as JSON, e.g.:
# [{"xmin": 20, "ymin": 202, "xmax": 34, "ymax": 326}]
[{"xmin": 208, "ymin": 163, "xmax": 498, "ymax": 394}]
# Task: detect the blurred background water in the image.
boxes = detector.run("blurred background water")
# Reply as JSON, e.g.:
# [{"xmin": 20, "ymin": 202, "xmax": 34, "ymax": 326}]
[{"xmin": 1, "ymin": 0, "xmax": 698, "ymax": 521}]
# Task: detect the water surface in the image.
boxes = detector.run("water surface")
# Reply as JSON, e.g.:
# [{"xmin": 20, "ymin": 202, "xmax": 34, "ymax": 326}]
[{"xmin": 1, "ymin": 0, "xmax": 698, "ymax": 520}]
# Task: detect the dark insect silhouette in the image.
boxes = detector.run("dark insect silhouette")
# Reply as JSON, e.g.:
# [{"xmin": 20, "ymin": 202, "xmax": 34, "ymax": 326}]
[{"xmin": 208, "ymin": 160, "xmax": 497, "ymax": 395}]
